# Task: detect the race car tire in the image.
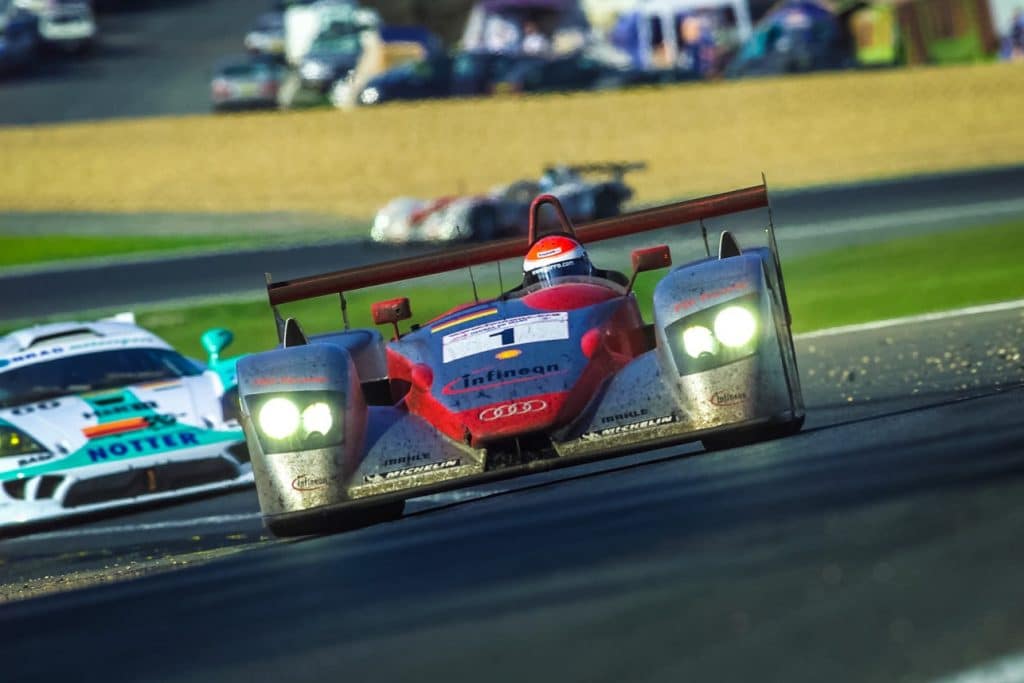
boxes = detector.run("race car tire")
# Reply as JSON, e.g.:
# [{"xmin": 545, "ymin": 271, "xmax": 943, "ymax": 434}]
[
  {"xmin": 468, "ymin": 205, "xmax": 498, "ymax": 241},
  {"xmin": 266, "ymin": 500, "xmax": 406, "ymax": 538},
  {"xmin": 593, "ymin": 189, "xmax": 622, "ymax": 219},
  {"xmin": 700, "ymin": 414, "xmax": 805, "ymax": 452}
]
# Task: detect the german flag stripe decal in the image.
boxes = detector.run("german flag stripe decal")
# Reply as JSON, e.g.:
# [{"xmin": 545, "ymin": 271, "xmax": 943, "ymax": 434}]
[
  {"xmin": 82, "ymin": 417, "xmax": 149, "ymax": 439},
  {"xmin": 431, "ymin": 308, "xmax": 498, "ymax": 333}
]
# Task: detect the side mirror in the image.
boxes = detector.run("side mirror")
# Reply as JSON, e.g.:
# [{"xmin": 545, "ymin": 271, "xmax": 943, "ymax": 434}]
[
  {"xmin": 200, "ymin": 328, "xmax": 234, "ymax": 364},
  {"xmin": 372, "ymin": 297, "xmax": 412, "ymax": 339},
  {"xmin": 627, "ymin": 245, "xmax": 672, "ymax": 293}
]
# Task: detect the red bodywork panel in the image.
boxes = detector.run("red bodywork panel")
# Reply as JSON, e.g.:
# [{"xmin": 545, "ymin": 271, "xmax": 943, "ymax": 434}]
[{"xmin": 385, "ymin": 283, "xmax": 648, "ymax": 447}]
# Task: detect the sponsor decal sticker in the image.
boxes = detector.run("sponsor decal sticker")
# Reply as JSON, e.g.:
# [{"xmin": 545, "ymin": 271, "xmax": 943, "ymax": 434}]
[
  {"xmin": 364, "ymin": 458, "xmax": 461, "ymax": 483},
  {"xmin": 291, "ymin": 474, "xmax": 331, "ymax": 491},
  {"xmin": 601, "ymin": 409, "xmax": 649, "ymax": 424},
  {"xmin": 495, "ymin": 349, "xmax": 522, "ymax": 360},
  {"xmin": 252, "ymin": 376, "xmax": 328, "ymax": 387},
  {"xmin": 431, "ymin": 307, "xmax": 499, "ymax": 334},
  {"xmin": 710, "ymin": 390, "xmax": 747, "ymax": 406},
  {"xmin": 67, "ymin": 336, "xmax": 158, "ymax": 352},
  {"xmin": 17, "ymin": 453, "xmax": 55, "ymax": 467},
  {"xmin": 86, "ymin": 430, "xmax": 200, "ymax": 462},
  {"xmin": 442, "ymin": 312, "xmax": 568, "ymax": 363},
  {"xmin": 381, "ymin": 453, "xmax": 430, "ymax": 468},
  {"xmin": 673, "ymin": 282, "xmax": 751, "ymax": 313},
  {"xmin": 581, "ymin": 415, "xmax": 676, "ymax": 440},
  {"xmin": 443, "ymin": 363, "xmax": 562, "ymax": 395},
  {"xmin": 0, "ymin": 347, "xmax": 65, "ymax": 368},
  {"xmin": 82, "ymin": 401, "xmax": 157, "ymax": 420},
  {"xmin": 10, "ymin": 400, "xmax": 61, "ymax": 416},
  {"xmin": 478, "ymin": 399, "xmax": 548, "ymax": 422}
]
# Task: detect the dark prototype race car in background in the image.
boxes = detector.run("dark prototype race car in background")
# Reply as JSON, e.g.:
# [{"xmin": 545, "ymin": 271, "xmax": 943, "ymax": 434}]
[{"xmin": 240, "ymin": 182, "xmax": 805, "ymax": 537}]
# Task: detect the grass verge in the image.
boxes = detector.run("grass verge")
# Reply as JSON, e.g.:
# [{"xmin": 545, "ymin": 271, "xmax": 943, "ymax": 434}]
[
  {"xmin": 1, "ymin": 63, "xmax": 1022, "ymax": 216},
  {"xmin": 0, "ymin": 235, "xmax": 246, "ymax": 269}
]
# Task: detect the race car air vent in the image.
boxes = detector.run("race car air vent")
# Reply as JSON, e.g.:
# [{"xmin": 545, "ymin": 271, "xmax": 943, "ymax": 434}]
[
  {"xmin": 24, "ymin": 328, "xmax": 101, "ymax": 348},
  {"xmin": 63, "ymin": 458, "xmax": 239, "ymax": 508},
  {"xmin": 3, "ymin": 478, "xmax": 27, "ymax": 500},
  {"xmin": 35, "ymin": 475, "xmax": 63, "ymax": 499}
]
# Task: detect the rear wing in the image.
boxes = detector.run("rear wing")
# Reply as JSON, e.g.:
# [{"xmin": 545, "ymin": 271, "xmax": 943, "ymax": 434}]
[
  {"xmin": 266, "ymin": 182, "xmax": 778, "ymax": 337},
  {"xmin": 552, "ymin": 161, "xmax": 648, "ymax": 178}
]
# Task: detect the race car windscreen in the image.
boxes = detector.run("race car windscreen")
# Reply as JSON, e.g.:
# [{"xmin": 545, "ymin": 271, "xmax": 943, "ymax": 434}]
[{"xmin": 0, "ymin": 348, "xmax": 202, "ymax": 408}]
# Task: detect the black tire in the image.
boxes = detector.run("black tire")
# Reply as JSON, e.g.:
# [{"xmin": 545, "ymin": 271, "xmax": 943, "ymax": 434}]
[
  {"xmin": 593, "ymin": 188, "xmax": 622, "ymax": 219},
  {"xmin": 266, "ymin": 500, "xmax": 405, "ymax": 538},
  {"xmin": 701, "ymin": 415, "xmax": 805, "ymax": 453},
  {"xmin": 468, "ymin": 205, "xmax": 498, "ymax": 241}
]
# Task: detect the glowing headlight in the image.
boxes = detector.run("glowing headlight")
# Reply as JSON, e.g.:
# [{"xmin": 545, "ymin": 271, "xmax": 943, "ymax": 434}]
[
  {"xmin": 714, "ymin": 306, "xmax": 757, "ymax": 348},
  {"xmin": 258, "ymin": 397, "xmax": 300, "ymax": 439},
  {"xmin": 682, "ymin": 325, "xmax": 716, "ymax": 358},
  {"xmin": 301, "ymin": 402, "xmax": 333, "ymax": 436}
]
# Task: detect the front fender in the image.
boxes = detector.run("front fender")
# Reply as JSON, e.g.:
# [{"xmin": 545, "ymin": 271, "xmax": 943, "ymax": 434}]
[{"xmin": 237, "ymin": 344, "xmax": 367, "ymax": 517}]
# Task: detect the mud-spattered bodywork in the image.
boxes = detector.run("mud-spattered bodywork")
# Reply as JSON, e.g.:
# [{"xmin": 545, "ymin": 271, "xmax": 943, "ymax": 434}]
[{"xmin": 240, "ymin": 183, "xmax": 804, "ymax": 536}]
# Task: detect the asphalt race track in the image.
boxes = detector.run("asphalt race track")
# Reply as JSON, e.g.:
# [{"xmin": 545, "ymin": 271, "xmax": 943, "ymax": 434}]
[
  {"xmin": 1, "ymin": 165, "xmax": 1023, "ymax": 322},
  {"xmin": 2, "ymin": 299, "xmax": 1023, "ymax": 682}
]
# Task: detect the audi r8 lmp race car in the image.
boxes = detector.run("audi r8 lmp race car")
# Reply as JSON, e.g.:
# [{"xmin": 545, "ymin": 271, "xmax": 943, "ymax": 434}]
[
  {"xmin": 0, "ymin": 314, "xmax": 251, "ymax": 533},
  {"xmin": 370, "ymin": 162, "xmax": 644, "ymax": 244},
  {"xmin": 239, "ymin": 181, "xmax": 804, "ymax": 537}
]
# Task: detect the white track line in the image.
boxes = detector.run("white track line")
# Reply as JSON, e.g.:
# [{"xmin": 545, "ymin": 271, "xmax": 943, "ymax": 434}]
[
  {"xmin": 796, "ymin": 299, "xmax": 1024, "ymax": 340},
  {"xmin": 780, "ymin": 197, "xmax": 1024, "ymax": 240},
  {"xmin": 7, "ymin": 513, "xmax": 262, "ymax": 543},
  {"xmin": 930, "ymin": 652, "xmax": 1024, "ymax": 683}
]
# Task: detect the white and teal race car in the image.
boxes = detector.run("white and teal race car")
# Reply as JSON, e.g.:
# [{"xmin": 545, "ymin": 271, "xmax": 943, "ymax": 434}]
[{"xmin": 0, "ymin": 314, "xmax": 252, "ymax": 533}]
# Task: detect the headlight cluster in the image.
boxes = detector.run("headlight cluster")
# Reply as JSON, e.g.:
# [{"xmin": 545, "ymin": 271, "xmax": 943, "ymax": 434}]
[
  {"xmin": 0, "ymin": 424, "xmax": 48, "ymax": 458},
  {"xmin": 246, "ymin": 391, "xmax": 343, "ymax": 454},
  {"xmin": 667, "ymin": 295, "xmax": 761, "ymax": 376}
]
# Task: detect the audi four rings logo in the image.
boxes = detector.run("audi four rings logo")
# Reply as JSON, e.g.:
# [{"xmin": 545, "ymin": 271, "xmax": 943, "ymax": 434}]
[{"xmin": 479, "ymin": 400, "xmax": 548, "ymax": 421}]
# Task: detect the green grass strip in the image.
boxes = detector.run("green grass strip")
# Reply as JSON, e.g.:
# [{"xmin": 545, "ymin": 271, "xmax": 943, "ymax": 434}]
[{"xmin": 0, "ymin": 235, "xmax": 242, "ymax": 269}]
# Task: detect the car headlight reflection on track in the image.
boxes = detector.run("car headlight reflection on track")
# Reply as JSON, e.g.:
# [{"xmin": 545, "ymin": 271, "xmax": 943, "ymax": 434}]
[
  {"xmin": 258, "ymin": 397, "xmax": 300, "ymax": 440},
  {"xmin": 301, "ymin": 402, "xmax": 333, "ymax": 436},
  {"xmin": 714, "ymin": 306, "xmax": 757, "ymax": 348}
]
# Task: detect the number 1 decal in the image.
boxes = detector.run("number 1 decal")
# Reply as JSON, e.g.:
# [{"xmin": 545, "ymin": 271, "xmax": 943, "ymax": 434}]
[{"xmin": 489, "ymin": 328, "xmax": 515, "ymax": 346}]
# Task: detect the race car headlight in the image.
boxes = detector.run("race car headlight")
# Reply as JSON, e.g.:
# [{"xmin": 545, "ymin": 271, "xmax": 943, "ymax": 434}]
[
  {"xmin": 301, "ymin": 402, "xmax": 333, "ymax": 436},
  {"xmin": 0, "ymin": 425, "xmax": 48, "ymax": 458},
  {"xmin": 682, "ymin": 325, "xmax": 717, "ymax": 358},
  {"xmin": 714, "ymin": 306, "xmax": 757, "ymax": 348},
  {"xmin": 666, "ymin": 294, "xmax": 761, "ymax": 376},
  {"xmin": 258, "ymin": 397, "xmax": 300, "ymax": 440},
  {"xmin": 247, "ymin": 391, "xmax": 343, "ymax": 454}
]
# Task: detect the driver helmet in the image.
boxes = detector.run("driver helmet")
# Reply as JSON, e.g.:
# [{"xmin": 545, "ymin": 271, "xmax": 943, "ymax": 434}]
[{"xmin": 523, "ymin": 234, "xmax": 594, "ymax": 288}]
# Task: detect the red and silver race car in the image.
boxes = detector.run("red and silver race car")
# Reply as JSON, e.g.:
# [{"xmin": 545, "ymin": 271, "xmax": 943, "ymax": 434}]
[
  {"xmin": 239, "ymin": 182, "xmax": 804, "ymax": 536},
  {"xmin": 370, "ymin": 162, "xmax": 644, "ymax": 243}
]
